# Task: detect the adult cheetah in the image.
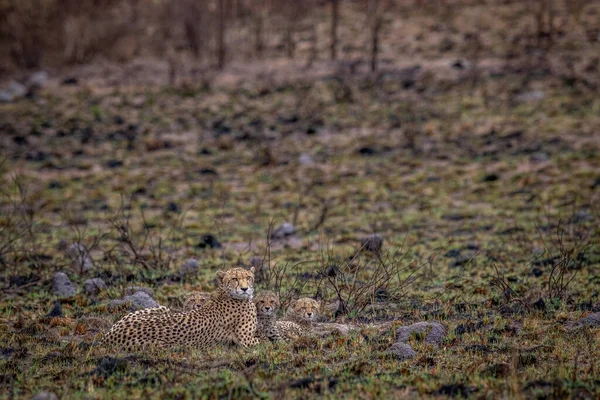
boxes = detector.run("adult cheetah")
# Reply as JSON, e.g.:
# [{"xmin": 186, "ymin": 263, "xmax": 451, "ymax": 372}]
[
  {"xmin": 253, "ymin": 291, "xmax": 282, "ymax": 342},
  {"xmin": 275, "ymin": 298, "xmax": 320, "ymax": 341},
  {"xmin": 101, "ymin": 267, "xmax": 259, "ymax": 350}
]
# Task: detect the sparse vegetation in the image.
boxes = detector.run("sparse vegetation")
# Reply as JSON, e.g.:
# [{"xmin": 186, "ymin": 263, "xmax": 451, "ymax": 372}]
[{"xmin": 1, "ymin": 1, "xmax": 599, "ymax": 399}]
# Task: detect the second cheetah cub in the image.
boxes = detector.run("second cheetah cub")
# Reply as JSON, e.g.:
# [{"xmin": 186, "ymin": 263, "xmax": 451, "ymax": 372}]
[
  {"xmin": 275, "ymin": 298, "xmax": 320, "ymax": 341},
  {"xmin": 253, "ymin": 291, "xmax": 282, "ymax": 342}
]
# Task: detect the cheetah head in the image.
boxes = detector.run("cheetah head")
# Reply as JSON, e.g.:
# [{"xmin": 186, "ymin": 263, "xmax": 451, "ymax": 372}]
[
  {"xmin": 253, "ymin": 291, "xmax": 280, "ymax": 317},
  {"xmin": 216, "ymin": 267, "xmax": 255, "ymax": 301},
  {"xmin": 288, "ymin": 298, "xmax": 321, "ymax": 322}
]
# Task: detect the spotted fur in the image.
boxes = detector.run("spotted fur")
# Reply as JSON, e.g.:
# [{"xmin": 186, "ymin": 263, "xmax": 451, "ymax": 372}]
[
  {"xmin": 101, "ymin": 267, "xmax": 259, "ymax": 350},
  {"xmin": 182, "ymin": 291, "xmax": 211, "ymax": 312},
  {"xmin": 275, "ymin": 298, "xmax": 320, "ymax": 340},
  {"xmin": 253, "ymin": 291, "xmax": 282, "ymax": 342}
]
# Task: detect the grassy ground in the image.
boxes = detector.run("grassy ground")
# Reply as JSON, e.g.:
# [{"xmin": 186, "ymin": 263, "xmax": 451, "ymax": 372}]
[{"xmin": 1, "ymin": 3, "xmax": 600, "ymax": 399}]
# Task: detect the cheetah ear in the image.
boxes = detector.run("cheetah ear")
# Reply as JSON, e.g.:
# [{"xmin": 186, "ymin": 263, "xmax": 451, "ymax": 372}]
[
  {"xmin": 249, "ymin": 266, "xmax": 255, "ymax": 275},
  {"xmin": 315, "ymin": 300, "xmax": 322, "ymax": 310},
  {"xmin": 215, "ymin": 270, "xmax": 226, "ymax": 283}
]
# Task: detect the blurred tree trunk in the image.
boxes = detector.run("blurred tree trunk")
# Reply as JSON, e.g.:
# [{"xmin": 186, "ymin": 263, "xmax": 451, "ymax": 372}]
[
  {"xmin": 330, "ymin": 0, "xmax": 339, "ymax": 61},
  {"xmin": 368, "ymin": 0, "xmax": 383, "ymax": 72},
  {"xmin": 254, "ymin": 0, "xmax": 264, "ymax": 58},
  {"xmin": 218, "ymin": 0, "xmax": 226, "ymax": 69},
  {"xmin": 284, "ymin": 0, "xmax": 296, "ymax": 59}
]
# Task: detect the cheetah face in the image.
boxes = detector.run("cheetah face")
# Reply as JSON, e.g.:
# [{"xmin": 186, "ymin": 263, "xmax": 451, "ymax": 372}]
[
  {"xmin": 254, "ymin": 291, "xmax": 280, "ymax": 317},
  {"xmin": 289, "ymin": 298, "xmax": 320, "ymax": 321},
  {"xmin": 216, "ymin": 267, "xmax": 255, "ymax": 301}
]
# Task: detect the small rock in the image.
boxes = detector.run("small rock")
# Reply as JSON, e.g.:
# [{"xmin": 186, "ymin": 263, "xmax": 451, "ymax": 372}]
[
  {"xmin": 270, "ymin": 223, "xmax": 295, "ymax": 240},
  {"xmin": 180, "ymin": 258, "xmax": 199, "ymax": 275},
  {"xmin": 7, "ymin": 80, "xmax": 27, "ymax": 98},
  {"xmin": 325, "ymin": 265, "xmax": 338, "ymax": 277},
  {"xmin": 0, "ymin": 90, "xmax": 13, "ymax": 103},
  {"xmin": 45, "ymin": 301, "xmax": 63, "ymax": 318},
  {"xmin": 166, "ymin": 202, "xmax": 180, "ymax": 213},
  {"xmin": 361, "ymin": 234, "xmax": 383, "ymax": 253},
  {"xmin": 52, "ymin": 272, "xmax": 77, "ymax": 298},
  {"xmin": 531, "ymin": 267, "xmax": 543, "ymax": 277},
  {"xmin": 83, "ymin": 278, "xmax": 107, "ymax": 295},
  {"xmin": 439, "ymin": 37, "xmax": 454, "ymax": 52},
  {"xmin": 198, "ymin": 167, "xmax": 218, "ymax": 176},
  {"xmin": 386, "ymin": 342, "xmax": 416, "ymax": 360},
  {"xmin": 26, "ymin": 71, "xmax": 48, "ymax": 92},
  {"xmin": 530, "ymin": 152, "xmax": 549, "ymax": 162},
  {"xmin": 94, "ymin": 357, "xmax": 128, "ymax": 377},
  {"xmin": 569, "ymin": 312, "xmax": 600, "ymax": 329},
  {"xmin": 395, "ymin": 321, "xmax": 447, "ymax": 346},
  {"xmin": 357, "ymin": 146, "xmax": 377, "ymax": 156},
  {"xmin": 197, "ymin": 234, "xmax": 221, "ymax": 249},
  {"xmin": 516, "ymin": 90, "xmax": 545, "ymax": 103},
  {"xmin": 299, "ymin": 153, "xmax": 314, "ymax": 166},
  {"xmin": 109, "ymin": 291, "xmax": 159, "ymax": 311},
  {"xmin": 124, "ymin": 286, "xmax": 154, "ymax": 297},
  {"xmin": 572, "ymin": 210, "xmax": 593, "ymax": 224},
  {"xmin": 451, "ymin": 59, "xmax": 468, "ymax": 69},
  {"xmin": 66, "ymin": 243, "xmax": 93, "ymax": 271},
  {"xmin": 31, "ymin": 392, "xmax": 58, "ymax": 400},
  {"xmin": 248, "ymin": 256, "xmax": 268, "ymax": 282},
  {"xmin": 57, "ymin": 239, "xmax": 69, "ymax": 251},
  {"xmin": 533, "ymin": 297, "xmax": 546, "ymax": 311},
  {"xmin": 445, "ymin": 249, "xmax": 461, "ymax": 258},
  {"xmin": 62, "ymin": 77, "xmax": 78, "ymax": 85},
  {"xmin": 106, "ymin": 159, "xmax": 123, "ymax": 168},
  {"xmin": 482, "ymin": 173, "xmax": 499, "ymax": 182}
]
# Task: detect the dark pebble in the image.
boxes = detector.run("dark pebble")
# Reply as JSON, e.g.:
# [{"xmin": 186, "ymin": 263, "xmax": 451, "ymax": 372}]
[{"xmin": 197, "ymin": 234, "xmax": 221, "ymax": 249}]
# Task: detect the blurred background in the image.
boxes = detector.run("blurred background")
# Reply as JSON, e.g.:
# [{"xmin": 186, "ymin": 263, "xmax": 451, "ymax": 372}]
[{"xmin": 0, "ymin": 0, "xmax": 598, "ymax": 87}]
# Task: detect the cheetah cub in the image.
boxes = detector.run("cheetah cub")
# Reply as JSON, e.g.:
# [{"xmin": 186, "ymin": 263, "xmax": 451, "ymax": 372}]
[
  {"xmin": 275, "ymin": 298, "xmax": 321, "ymax": 341},
  {"xmin": 101, "ymin": 267, "xmax": 259, "ymax": 350},
  {"xmin": 182, "ymin": 291, "xmax": 211, "ymax": 312},
  {"xmin": 253, "ymin": 291, "xmax": 282, "ymax": 342}
]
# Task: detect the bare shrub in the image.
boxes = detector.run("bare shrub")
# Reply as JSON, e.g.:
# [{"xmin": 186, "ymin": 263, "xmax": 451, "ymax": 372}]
[
  {"xmin": 106, "ymin": 195, "xmax": 184, "ymax": 276},
  {"xmin": 534, "ymin": 207, "xmax": 597, "ymax": 301},
  {"xmin": 314, "ymin": 240, "xmax": 426, "ymax": 319}
]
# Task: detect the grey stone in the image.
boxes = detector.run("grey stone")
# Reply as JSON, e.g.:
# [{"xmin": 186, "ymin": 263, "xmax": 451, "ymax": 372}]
[
  {"xmin": 386, "ymin": 342, "xmax": 416, "ymax": 360},
  {"xmin": 516, "ymin": 90, "xmax": 545, "ymax": 103},
  {"xmin": 7, "ymin": 80, "xmax": 27, "ymax": 98},
  {"xmin": 109, "ymin": 291, "xmax": 159, "ymax": 311},
  {"xmin": 395, "ymin": 321, "xmax": 447, "ymax": 346},
  {"xmin": 299, "ymin": 153, "xmax": 314, "ymax": 166},
  {"xmin": 361, "ymin": 234, "xmax": 383, "ymax": 253},
  {"xmin": 270, "ymin": 222, "xmax": 295, "ymax": 240},
  {"xmin": 66, "ymin": 243, "xmax": 93, "ymax": 271},
  {"xmin": 52, "ymin": 272, "xmax": 77, "ymax": 297},
  {"xmin": 180, "ymin": 258, "xmax": 199, "ymax": 275},
  {"xmin": 249, "ymin": 256, "xmax": 268, "ymax": 282},
  {"xmin": 571, "ymin": 312, "xmax": 600, "ymax": 329},
  {"xmin": 83, "ymin": 278, "xmax": 107, "ymax": 295},
  {"xmin": 0, "ymin": 90, "xmax": 13, "ymax": 103},
  {"xmin": 530, "ymin": 152, "xmax": 549, "ymax": 163},
  {"xmin": 125, "ymin": 286, "xmax": 154, "ymax": 297},
  {"xmin": 26, "ymin": 71, "xmax": 48, "ymax": 91},
  {"xmin": 31, "ymin": 392, "xmax": 58, "ymax": 400}
]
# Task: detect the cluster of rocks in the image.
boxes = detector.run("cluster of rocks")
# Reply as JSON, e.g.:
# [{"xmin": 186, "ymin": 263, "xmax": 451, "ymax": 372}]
[
  {"xmin": 386, "ymin": 321, "xmax": 447, "ymax": 361},
  {"xmin": 0, "ymin": 71, "xmax": 48, "ymax": 103}
]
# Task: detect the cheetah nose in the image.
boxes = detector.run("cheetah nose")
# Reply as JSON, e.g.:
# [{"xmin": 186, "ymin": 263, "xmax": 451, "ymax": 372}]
[
  {"xmin": 241, "ymin": 287, "xmax": 248, "ymax": 292},
  {"xmin": 307, "ymin": 312, "xmax": 313, "ymax": 317},
  {"xmin": 264, "ymin": 306, "xmax": 271, "ymax": 311}
]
